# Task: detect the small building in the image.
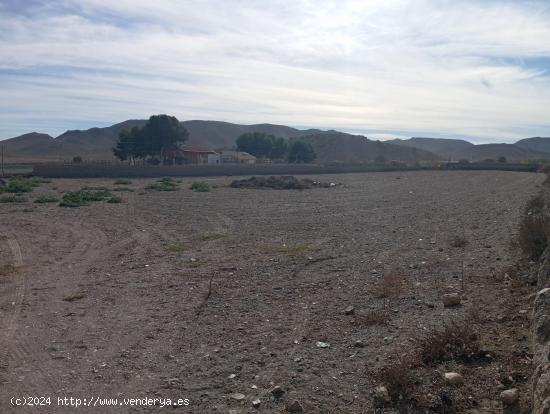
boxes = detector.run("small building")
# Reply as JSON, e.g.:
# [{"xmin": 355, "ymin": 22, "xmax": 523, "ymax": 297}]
[
  {"xmin": 179, "ymin": 145, "xmax": 220, "ymax": 164},
  {"xmin": 219, "ymin": 150, "xmax": 257, "ymax": 164}
]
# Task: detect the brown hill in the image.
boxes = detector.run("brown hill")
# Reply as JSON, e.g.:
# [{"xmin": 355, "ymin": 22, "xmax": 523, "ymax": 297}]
[
  {"xmin": 183, "ymin": 120, "xmax": 324, "ymax": 148},
  {"xmin": 389, "ymin": 137, "xmax": 550, "ymax": 161},
  {"xmin": 0, "ymin": 120, "xmax": 327, "ymax": 162},
  {"xmin": 454, "ymin": 143, "xmax": 550, "ymax": 161},
  {"xmin": 388, "ymin": 137, "xmax": 474, "ymax": 160},
  {"xmin": 296, "ymin": 132, "xmax": 438, "ymax": 163},
  {"xmin": 4, "ymin": 120, "xmax": 546, "ymax": 164},
  {"xmin": 515, "ymin": 137, "xmax": 550, "ymax": 155},
  {"xmin": 1, "ymin": 132, "xmax": 59, "ymax": 162}
]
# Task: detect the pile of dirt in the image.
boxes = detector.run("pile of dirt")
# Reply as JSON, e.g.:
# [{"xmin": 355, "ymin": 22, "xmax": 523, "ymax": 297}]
[{"xmin": 230, "ymin": 175, "xmax": 336, "ymax": 190}]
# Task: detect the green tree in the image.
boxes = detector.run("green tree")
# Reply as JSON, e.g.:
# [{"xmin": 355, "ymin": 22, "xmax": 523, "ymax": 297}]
[
  {"xmin": 236, "ymin": 132, "xmax": 288, "ymax": 159},
  {"xmin": 270, "ymin": 137, "xmax": 288, "ymax": 159},
  {"xmin": 113, "ymin": 127, "xmax": 139, "ymax": 163},
  {"xmin": 287, "ymin": 141, "xmax": 316, "ymax": 163},
  {"xmin": 113, "ymin": 115, "xmax": 189, "ymax": 164},
  {"xmin": 498, "ymin": 156, "xmax": 507, "ymax": 163}
]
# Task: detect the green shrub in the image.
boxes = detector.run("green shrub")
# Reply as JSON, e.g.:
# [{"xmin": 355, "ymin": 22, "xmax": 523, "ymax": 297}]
[
  {"xmin": 34, "ymin": 195, "xmax": 58, "ymax": 203},
  {"xmin": 107, "ymin": 196, "xmax": 123, "ymax": 203},
  {"xmin": 190, "ymin": 181, "xmax": 210, "ymax": 192},
  {"xmin": 145, "ymin": 180, "xmax": 178, "ymax": 191},
  {"xmin": 59, "ymin": 192, "xmax": 86, "ymax": 207},
  {"xmin": 81, "ymin": 187, "xmax": 111, "ymax": 201},
  {"xmin": 114, "ymin": 179, "xmax": 132, "ymax": 185},
  {"xmin": 0, "ymin": 195, "xmax": 27, "ymax": 203},
  {"xmin": 59, "ymin": 187, "xmax": 112, "ymax": 207},
  {"xmin": 4, "ymin": 178, "xmax": 34, "ymax": 193},
  {"xmin": 112, "ymin": 187, "xmax": 134, "ymax": 192},
  {"xmin": 2, "ymin": 176, "xmax": 49, "ymax": 194}
]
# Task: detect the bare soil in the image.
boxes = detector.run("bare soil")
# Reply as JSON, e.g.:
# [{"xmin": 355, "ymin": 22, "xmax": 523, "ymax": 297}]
[{"xmin": 0, "ymin": 171, "xmax": 543, "ymax": 413}]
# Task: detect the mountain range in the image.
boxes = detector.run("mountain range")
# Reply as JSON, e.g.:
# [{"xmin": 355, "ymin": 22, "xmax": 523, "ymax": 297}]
[{"xmin": 1, "ymin": 119, "xmax": 549, "ymax": 164}]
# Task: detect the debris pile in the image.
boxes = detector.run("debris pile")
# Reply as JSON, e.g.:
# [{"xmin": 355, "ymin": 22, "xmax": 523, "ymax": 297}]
[{"xmin": 230, "ymin": 175, "xmax": 337, "ymax": 190}]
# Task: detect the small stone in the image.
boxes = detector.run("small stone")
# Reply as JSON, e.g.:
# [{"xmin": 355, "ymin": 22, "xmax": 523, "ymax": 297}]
[
  {"xmin": 252, "ymin": 398, "xmax": 261, "ymax": 408},
  {"xmin": 442, "ymin": 293, "xmax": 461, "ymax": 307},
  {"xmin": 228, "ymin": 373, "xmax": 236, "ymax": 379},
  {"xmin": 500, "ymin": 388, "xmax": 519, "ymax": 405},
  {"xmin": 286, "ymin": 400, "xmax": 303, "ymax": 413},
  {"xmin": 343, "ymin": 306, "xmax": 355, "ymax": 315},
  {"xmin": 444, "ymin": 372, "xmax": 463, "ymax": 386},
  {"xmin": 374, "ymin": 385, "xmax": 391, "ymax": 403},
  {"xmin": 315, "ymin": 341, "xmax": 330, "ymax": 348},
  {"xmin": 230, "ymin": 393, "xmax": 245, "ymax": 401},
  {"xmin": 271, "ymin": 386, "xmax": 285, "ymax": 398},
  {"xmin": 354, "ymin": 340, "xmax": 365, "ymax": 348}
]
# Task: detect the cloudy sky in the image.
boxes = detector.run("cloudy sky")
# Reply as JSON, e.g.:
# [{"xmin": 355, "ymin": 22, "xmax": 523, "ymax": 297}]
[{"xmin": 0, "ymin": 0, "xmax": 549, "ymax": 142}]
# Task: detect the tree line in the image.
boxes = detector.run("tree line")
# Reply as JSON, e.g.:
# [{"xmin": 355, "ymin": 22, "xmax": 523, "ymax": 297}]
[
  {"xmin": 113, "ymin": 115, "xmax": 316, "ymax": 164},
  {"xmin": 236, "ymin": 132, "xmax": 316, "ymax": 163}
]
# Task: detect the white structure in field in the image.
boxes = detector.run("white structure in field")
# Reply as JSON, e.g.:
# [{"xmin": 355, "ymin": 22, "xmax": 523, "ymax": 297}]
[{"xmin": 219, "ymin": 150, "xmax": 257, "ymax": 164}]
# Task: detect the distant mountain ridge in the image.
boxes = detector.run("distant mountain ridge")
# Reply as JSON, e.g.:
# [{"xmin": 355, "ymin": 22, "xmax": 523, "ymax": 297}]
[
  {"xmin": 387, "ymin": 137, "xmax": 474, "ymax": 160},
  {"xmin": 515, "ymin": 137, "xmax": 550, "ymax": 155},
  {"xmin": 1, "ymin": 120, "xmax": 549, "ymax": 163},
  {"xmin": 389, "ymin": 136, "xmax": 550, "ymax": 161},
  {"xmin": 296, "ymin": 133, "xmax": 437, "ymax": 163},
  {"xmin": 0, "ymin": 120, "xmax": 434, "ymax": 163}
]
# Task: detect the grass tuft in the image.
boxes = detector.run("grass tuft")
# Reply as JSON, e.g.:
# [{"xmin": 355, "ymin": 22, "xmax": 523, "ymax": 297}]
[
  {"xmin": 275, "ymin": 243, "xmax": 310, "ymax": 255},
  {"xmin": 199, "ymin": 232, "xmax": 226, "ymax": 241},
  {"xmin": 375, "ymin": 356, "xmax": 418, "ymax": 402},
  {"xmin": 371, "ymin": 273, "xmax": 405, "ymax": 299},
  {"xmin": 107, "ymin": 196, "xmax": 123, "ymax": 203},
  {"xmin": 34, "ymin": 195, "xmax": 58, "ymax": 204},
  {"xmin": 63, "ymin": 292, "xmax": 86, "ymax": 302},
  {"xmin": 0, "ymin": 195, "xmax": 27, "ymax": 203},
  {"xmin": 145, "ymin": 178, "xmax": 178, "ymax": 191},
  {"xmin": 167, "ymin": 244, "xmax": 185, "ymax": 252},
  {"xmin": 0, "ymin": 263, "xmax": 17, "ymax": 277},
  {"xmin": 414, "ymin": 319, "xmax": 481, "ymax": 364},
  {"xmin": 190, "ymin": 181, "xmax": 210, "ymax": 192}
]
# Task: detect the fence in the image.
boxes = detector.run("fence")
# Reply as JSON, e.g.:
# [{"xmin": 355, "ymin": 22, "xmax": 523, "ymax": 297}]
[{"xmin": 31, "ymin": 161, "xmax": 539, "ymax": 178}]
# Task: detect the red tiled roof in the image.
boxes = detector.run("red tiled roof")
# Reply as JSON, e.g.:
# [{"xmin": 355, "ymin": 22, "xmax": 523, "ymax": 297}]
[{"xmin": 179, "ymin": 145, "xmax": 217, "ymax": 154}]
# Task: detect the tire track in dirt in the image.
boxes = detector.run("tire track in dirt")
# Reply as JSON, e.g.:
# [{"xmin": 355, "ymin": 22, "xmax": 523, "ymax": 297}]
[
  {"xmin": 1, "ymin": 217, "xmax": 110, "ymax": 413},
  {"xmin": 1, "ymin": 232, "xmax": 44, "ymax": 414}
]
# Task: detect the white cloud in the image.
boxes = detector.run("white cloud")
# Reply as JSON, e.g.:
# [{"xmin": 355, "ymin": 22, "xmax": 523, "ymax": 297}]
[{"xmin": 0, "ymin": 0, "xmax": 549, "ymax": 140}]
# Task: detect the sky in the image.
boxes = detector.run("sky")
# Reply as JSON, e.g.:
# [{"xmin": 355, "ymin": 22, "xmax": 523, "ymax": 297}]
[{"xmin": 0, "ymin": 0, "xmax": 549, "ymax": 143}]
